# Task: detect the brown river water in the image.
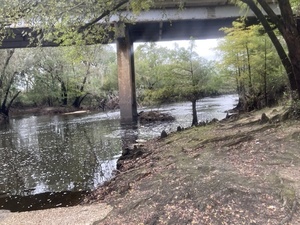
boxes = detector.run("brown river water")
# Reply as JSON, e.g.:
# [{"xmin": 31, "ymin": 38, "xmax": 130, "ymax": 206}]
[{"xmin": 0, "ymin": 94, "xmax": 237, "ymax": 211}]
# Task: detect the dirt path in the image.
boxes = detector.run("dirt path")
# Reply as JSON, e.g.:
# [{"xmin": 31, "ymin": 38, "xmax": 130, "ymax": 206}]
[
  {"xmin": 0, "ymin": 203, "xmax": 112, "ymax": 225},
  {"xmin": 85, "ymin": 106, "xmax": 300, "ymax": 224}
]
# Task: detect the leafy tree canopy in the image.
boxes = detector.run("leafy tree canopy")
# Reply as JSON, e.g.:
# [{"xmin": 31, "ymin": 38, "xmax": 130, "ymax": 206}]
[{"xmin": 0, "ymin": 0, "xmax": 154, "ymax": 45}]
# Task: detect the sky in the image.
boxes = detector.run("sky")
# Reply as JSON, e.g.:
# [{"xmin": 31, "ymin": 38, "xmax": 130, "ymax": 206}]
[{"xmin": 137, "ymin": 38, "xmax": 220, "ymax": 61}]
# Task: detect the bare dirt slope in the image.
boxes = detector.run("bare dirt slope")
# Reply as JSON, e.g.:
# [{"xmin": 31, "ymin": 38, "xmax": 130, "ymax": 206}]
[{"xmin": 86, "ymin": 106, "xmax": 300, "ymax": 225}]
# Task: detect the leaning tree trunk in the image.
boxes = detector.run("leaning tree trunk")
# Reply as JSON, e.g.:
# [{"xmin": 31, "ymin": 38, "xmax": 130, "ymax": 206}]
[
  {"xmin": 72, "ymin": 93, "xmax": 89, "ymax": 109},
  {"xmin": 72, "ymin": 96, "xmax": 83, "ymax": 109},
  {"xmin": 0, "ymin": 111, "xmax": 8, "ymax": 123},
  {"xmin": 275, "ymin": 0, "xmax": 300, "ymax": 97},
  {"xmin": 191, "ymin": 99, "xmax": 198, "ymax": 126},
  {"xmin": 0, "ymin": 91, "xmax": 21, "ymax": 123},
  {"xmin": 288, "ymin": 45, "xmax": 300, "ymax": 97}
]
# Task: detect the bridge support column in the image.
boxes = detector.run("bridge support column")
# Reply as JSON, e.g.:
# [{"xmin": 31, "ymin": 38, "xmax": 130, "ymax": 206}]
[{"xmin": 116, "ymin": 24, "xmax": 137, "ymax": 123}]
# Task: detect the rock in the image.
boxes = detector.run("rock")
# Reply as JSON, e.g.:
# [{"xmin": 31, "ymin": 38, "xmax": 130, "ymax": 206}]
[
  {"xmin": 139, "ymin": 111, "xmax": 175, "ymax": 123},
  {"xmin": 210, "ymin": 118, "xmax": 219, "ymax": 124},
  {"xmin": 160, "ymin": 130, "xmax": 168, "ymax": 138},
  {"xmin": 280, "ymin": 110, "xmax": 290, "ymax": 121},
  {"xmin": 136, "ymin": 139, "xmax": 147, "ymax": 143},
  {"xmin": 117, "ymin": 145, "xmax": 145, "ymax": 170},
  {"xmin": 198, "ymin": 121, "xmax": 206, "ymax": 127},
  {"xmin": 260, "ymin": 113, "xmax": 270, "ymax": 124}
]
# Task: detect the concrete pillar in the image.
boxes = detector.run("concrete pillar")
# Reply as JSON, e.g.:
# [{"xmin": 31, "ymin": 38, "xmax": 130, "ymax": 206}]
[{"xmin": 116, "ymin": 24, "xmax": 138, "ymax": 123}]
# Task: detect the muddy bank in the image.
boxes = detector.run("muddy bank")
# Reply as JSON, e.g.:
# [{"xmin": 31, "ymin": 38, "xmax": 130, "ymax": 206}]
[{"xmin": 85, "ymin": 106, "xmax": 300, "ymax": 224}]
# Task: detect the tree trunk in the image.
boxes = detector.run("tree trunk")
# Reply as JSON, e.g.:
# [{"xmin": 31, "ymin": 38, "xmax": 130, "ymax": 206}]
[
  {"xmin": 287, "ymin": 41, "xmax": 300, "ymax": 98},
  {"xmin": 0, "ymin": 112, "xmax": 8, "ymax": 124},
  {"xmin": 191, "ymin": 99, "xmax": 198, "ymax": 126},
  {"xmin": 263, "ymin": 37, "xmax": 268, "ymax": 106},
  {"xmin": 61, "ymin": 81, "xmax": 68, "ymax": 106},
  {"xmin": 275, "ymin": 0, "xmax": 300, "ymax": 97},
  {"xmin": 245, "ymin": 43, "xmax": 254, "ymax": 94},
  {"xmin": 72, "ymin": 96, "xmax": 81, "ymax": 108},
  {"xmin": 73, "ymin": 93, "xmax": 89, "ymax": 109},
  {"xmin": 0, "ymin": 90, "xmax": 21, "ymax": 121}
]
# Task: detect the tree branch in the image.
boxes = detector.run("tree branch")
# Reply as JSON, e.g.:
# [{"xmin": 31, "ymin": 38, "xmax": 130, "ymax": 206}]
[
  {"xmin": 6, "ymin": 91, "xmax": 21, "ymax": 113},
  {"xmin": 0, "ymin": 49, "xmax": 15, "ymax": 85},
  {"xmin": 256, "ymin": 0, "xmax": 285, "ymax": 33},
  {"xmin": 1, "ymin": 72, "xmax": 17, "ymax": 113},
  {"xmin": 78, "ymin": 0, "xmax": 129, "ymax": 32},
  {"xmin": 277, "ymin": 0, "xmax": 298, "ymax": 35}
]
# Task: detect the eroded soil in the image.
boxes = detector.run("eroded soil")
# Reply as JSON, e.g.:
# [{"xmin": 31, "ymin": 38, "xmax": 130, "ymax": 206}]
[{"xmin": 85, "ymin": 106, "xmax": 300, "ymax": 225}]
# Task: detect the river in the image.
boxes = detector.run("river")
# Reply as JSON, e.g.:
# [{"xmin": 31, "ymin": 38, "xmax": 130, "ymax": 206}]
[{"xmin": 0, "ymin": 94, "xmax": 237, "ymax": 210}]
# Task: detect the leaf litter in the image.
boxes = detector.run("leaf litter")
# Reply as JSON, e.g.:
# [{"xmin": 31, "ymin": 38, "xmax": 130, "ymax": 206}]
[{"xmin": 85, "ymin": 107, "xmax": 300, "ymax": 225}]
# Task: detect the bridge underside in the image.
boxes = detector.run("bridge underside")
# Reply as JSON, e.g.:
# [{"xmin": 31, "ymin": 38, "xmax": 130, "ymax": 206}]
[
  {"xmin": 0, "ymin": 17, "xmax": 260, "ymax": 48},
  {"xmin": 129, "ymin": 18, "xmax": 237, "ymax": 42}
]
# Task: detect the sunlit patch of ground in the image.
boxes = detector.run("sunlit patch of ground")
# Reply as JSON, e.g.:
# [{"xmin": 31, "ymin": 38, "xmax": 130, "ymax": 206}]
[{"xmin": 0, "ymin": 203, "xmax": 112, "ymax": 225}]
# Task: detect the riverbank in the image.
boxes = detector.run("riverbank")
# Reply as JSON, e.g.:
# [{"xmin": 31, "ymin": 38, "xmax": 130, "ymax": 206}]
[
  {"xmin": 2, "ymin": 105, "xmax": 300, "ymax": 224},
  {"xmin": 85, "ymin": 105, "xmax": 300, "ymax": 224}
]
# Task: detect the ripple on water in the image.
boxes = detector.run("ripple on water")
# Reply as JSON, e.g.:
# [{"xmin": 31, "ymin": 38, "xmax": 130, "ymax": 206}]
[{"xmin": 0, "ymin": 94, "xmax": 238, "ymax": 211}]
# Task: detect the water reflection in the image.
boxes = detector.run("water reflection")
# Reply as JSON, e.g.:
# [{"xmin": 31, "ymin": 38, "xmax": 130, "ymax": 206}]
[
  {"xmin": 0, "ymin": 114, "xmax": 122, "ymax": 196},
  {"xmin": 0, "ymin": 94, "xmax": 238, "ymax": 197},
  {"xmin": 120, "ymin": 122, "xmax": 139, "ymax": 149}
]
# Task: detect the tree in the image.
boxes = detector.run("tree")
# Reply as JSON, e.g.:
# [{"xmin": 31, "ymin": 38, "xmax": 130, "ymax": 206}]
[
  {"xmin": 32, "ymin": 47, "xmax": 69, "ymax": 106},
  {"xmin": 170, "ymin": 41, "xmax": 213, "ymax": 126},
  {"xmin": 20, "ymin": 44, "xmax": 116, "ymax": 109},
  {"xmin": 0, "ymin": 49, "xmax": 31, "ymax": 122},
  {"xmin": 0, "ymin": 0, "xmax": 154, "ymax": 47},
  {"xmin": 233, "ymin": 0, "xmax": 300, "ymax": 98},
  {"xmin": 134, "ymin": 43, "xmax": 171, "ymax": 103},
  {"xmin": 217, "ymin": 21, "xmax": 286, "ymax": 110},
  {"xmin": 139, "ymin": 41, "xmax": 217, "ymax": 126},
  {"xmin": 0, "ymin": 50, "xmax": 18, "ymax": 120}
]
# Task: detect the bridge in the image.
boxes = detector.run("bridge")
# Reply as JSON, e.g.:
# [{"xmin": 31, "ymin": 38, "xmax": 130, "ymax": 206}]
[{"xmin": 1, "ymin": 0, "xmax": 279, "ymax": 122}]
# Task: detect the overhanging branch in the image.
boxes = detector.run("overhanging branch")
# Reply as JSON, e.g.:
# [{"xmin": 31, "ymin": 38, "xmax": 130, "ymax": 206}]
[{"xmin": 78, "ymin": 0, "xmax": 129, "ymax": 32}]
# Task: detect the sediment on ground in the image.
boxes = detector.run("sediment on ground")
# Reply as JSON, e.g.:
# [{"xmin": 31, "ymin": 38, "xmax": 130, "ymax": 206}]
[
  {"xmin": 86, "ymin": 106, "xmax": 300, "ymax": 225},
  {"xmin": 85, "ymin": 106, "xmax": 300, "ymax": 225}
]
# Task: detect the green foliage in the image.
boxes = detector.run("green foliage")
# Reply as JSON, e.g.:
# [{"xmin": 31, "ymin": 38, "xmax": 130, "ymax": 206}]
[
  {"xmin": 135, "ymin": 40, "xmax": 226, "ymax": 106},
  {"xmin": 217, "ymin": 20, "xmax": 287, "ymax": 110},
  {"xmin": 5, "ymin": 44, "xmax": 117, "ymax": 108},
  {"xmin": 0, "ymin": 0, "xmax": 155, "ymax": 46},
  {"xmin": 130, "ymin": 0, "xmax": 153, "ymax": 12},
  {"xmin": 0, "ymin": 48, "xmax": 36, "ymax": 114},
  {"xmin": 290, "ymin": 0, "xmax": 300, "ymax": 15}
]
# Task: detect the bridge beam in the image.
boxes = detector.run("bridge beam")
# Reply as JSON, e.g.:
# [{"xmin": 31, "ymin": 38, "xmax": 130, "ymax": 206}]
[{"xmin": 116, "ymin": 24, "xmax": 138, "ymax": 123}]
